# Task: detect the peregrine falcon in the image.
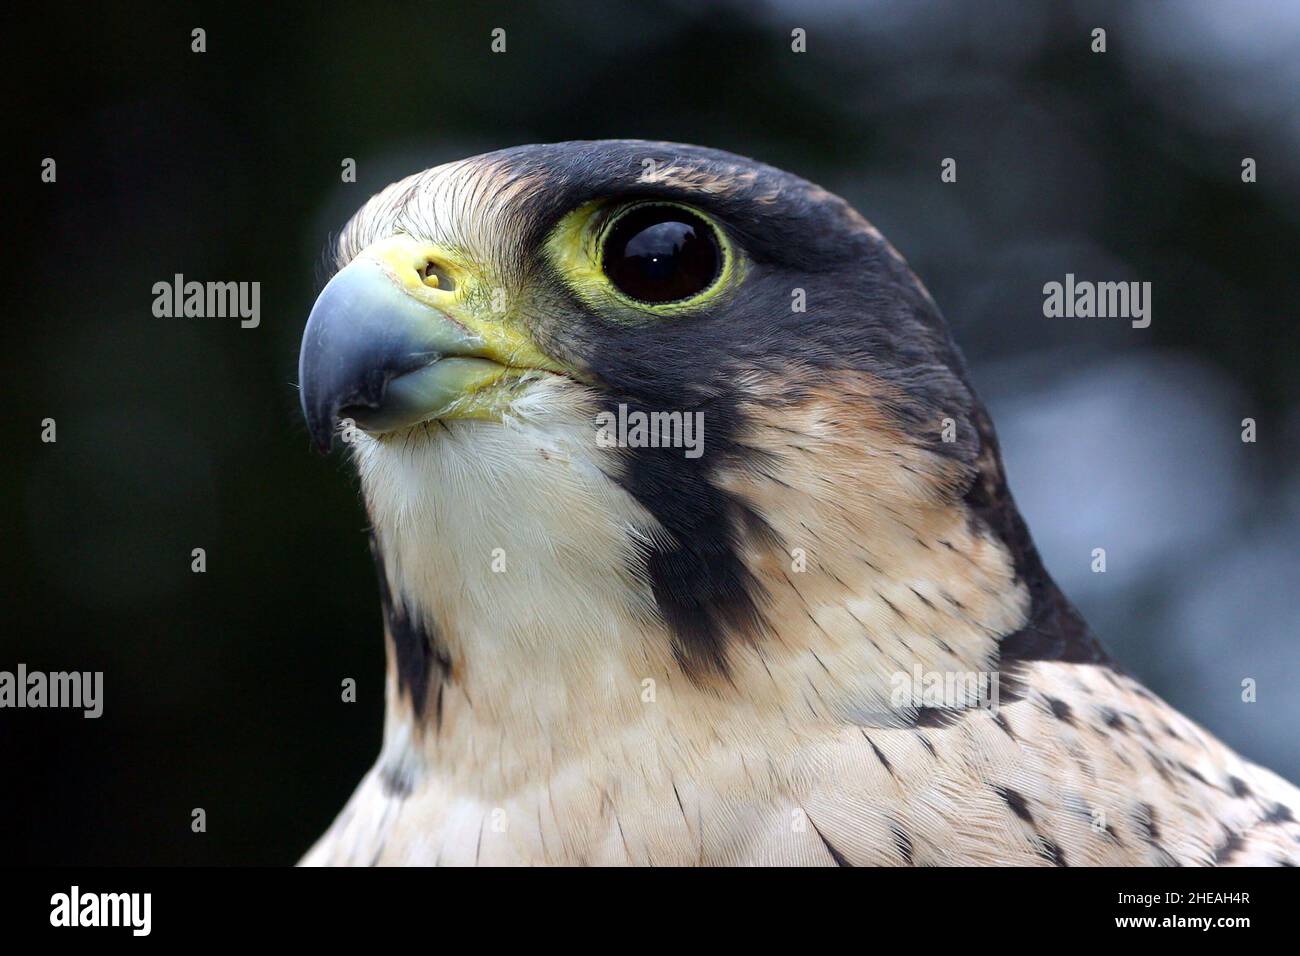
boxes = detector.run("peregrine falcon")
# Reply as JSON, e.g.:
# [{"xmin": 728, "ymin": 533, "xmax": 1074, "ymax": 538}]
[{"xmin": 296, "ymin": 140, "xmax": 1300, "ymax": 866}]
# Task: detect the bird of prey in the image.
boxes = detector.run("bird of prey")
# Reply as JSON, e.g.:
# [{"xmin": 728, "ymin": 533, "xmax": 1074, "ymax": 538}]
[{"xmin": 297, "ymin": 140, "xmax": 1299, "ymax": 866}]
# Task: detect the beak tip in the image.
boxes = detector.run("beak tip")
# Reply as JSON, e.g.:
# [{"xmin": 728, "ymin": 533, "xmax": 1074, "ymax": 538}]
[
  {"xmin": 307, "ymin": 409, "xmax": 338, "ymax": 455},
  {"xmin": 300, "ymin": 385, "xmax": 338, "ymax": 455}
]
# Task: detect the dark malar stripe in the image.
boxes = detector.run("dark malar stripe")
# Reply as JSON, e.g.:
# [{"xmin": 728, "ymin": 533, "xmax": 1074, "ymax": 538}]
[
  {"xmin": 369, "ymin": 533, "xmax": 447, "ymax": 718},
  {"xmin": 609, "ymin": 406, "xmax": 774, "ymax": 679}
]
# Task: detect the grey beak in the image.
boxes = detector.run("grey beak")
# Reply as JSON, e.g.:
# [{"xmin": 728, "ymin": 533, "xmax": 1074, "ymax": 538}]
[{"xmin": 298, "ymin": 258, "xmax": 486, "ymax": 452}]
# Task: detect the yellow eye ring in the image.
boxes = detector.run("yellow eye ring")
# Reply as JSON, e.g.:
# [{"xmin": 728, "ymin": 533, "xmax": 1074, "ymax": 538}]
[{"xmin": 545, "ymin": 199, "xmax": 742, "ymax": 318}]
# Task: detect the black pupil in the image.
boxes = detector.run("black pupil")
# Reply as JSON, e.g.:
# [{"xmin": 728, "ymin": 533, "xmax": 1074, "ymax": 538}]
[{"xmin": 603, "ymin": 206, "xmax": 720, "ymax": 303}]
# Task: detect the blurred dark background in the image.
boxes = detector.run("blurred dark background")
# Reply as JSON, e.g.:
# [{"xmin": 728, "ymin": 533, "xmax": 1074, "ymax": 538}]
[{"xmin": 3, "ymin": 1, "xmax": 1297, "ymax": 864}]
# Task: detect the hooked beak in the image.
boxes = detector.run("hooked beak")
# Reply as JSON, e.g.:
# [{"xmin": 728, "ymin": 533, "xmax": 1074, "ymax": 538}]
[{"xmin": 298, "ymin": 235, "xmax": 553, "ymax": 452}]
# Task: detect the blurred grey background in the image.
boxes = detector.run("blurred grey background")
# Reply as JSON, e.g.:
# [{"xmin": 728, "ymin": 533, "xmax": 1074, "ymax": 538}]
[{"xmin": 4, "ymin": 0, "xmax": 1297, "ymax": 863}]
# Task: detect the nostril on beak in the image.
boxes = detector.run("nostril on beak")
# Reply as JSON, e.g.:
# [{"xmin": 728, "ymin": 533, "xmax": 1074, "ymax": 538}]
[{"xmin": 419, "ymin": 258, "xmax": 457, "ymax": 292}]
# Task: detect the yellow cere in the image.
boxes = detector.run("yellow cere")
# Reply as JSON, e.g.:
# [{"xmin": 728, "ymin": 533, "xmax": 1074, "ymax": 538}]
[{"xmin": 360, "ymin": 234, "xmax": 564, "ymax": 375}]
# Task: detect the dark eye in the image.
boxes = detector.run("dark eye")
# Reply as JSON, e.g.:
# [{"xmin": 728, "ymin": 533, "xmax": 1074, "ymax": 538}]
[{"xmin": 602, "ymin": 205, "xmax": 721, "ymax": 304}]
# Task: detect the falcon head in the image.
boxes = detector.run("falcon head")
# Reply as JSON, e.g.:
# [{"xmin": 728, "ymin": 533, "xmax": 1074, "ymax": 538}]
[{"xmin": 299, "ymin": 141, "xmax": 1098, "ymax": 735}]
